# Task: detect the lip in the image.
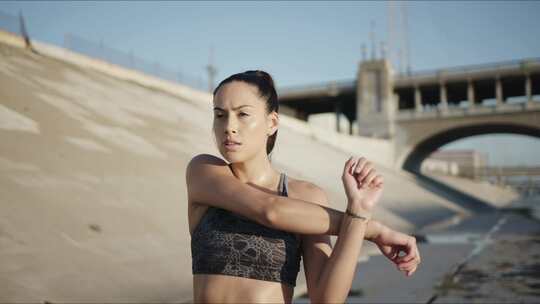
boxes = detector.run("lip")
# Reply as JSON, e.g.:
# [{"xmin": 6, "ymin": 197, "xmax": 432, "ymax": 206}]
[
  {"xmin": 223, "ymin": 140, "xmax": 241, "ymax": 151},
  {"xmin": 223, "ymin": 138, "xmax": 241, "ymax": 144}
]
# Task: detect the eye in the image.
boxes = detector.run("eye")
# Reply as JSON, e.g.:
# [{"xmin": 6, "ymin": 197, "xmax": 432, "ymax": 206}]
[
  {"xmin": 214, "ymin": 112, "xmax": 224, "ymax": 118},
  {"xmin": 239, "ymin": 112, "xmax": 249, "ymax": 117}
]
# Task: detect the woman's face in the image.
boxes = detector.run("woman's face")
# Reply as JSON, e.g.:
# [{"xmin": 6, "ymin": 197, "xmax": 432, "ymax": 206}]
[{"xmin": 212, "ymin": 81, "xmax": 277, "ymax": 163}]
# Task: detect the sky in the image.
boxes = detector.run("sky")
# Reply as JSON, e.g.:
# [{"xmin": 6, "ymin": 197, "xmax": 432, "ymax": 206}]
[{"xmin": 1, "ymin": 1, "xmax": 539, "ymax": 166}]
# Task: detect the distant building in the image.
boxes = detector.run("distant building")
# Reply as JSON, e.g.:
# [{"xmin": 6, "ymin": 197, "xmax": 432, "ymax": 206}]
[
  {"xmin": 421, "ymin": 149, "xmax": 489, "ymax": 178},
  {"xmin": 308, "ymin": 113, "xmax": 357, "ymax": 135}
]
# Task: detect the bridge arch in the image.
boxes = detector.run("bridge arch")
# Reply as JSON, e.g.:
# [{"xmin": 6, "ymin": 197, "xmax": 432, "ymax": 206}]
[{"xmin": 401, "ymin": 123, "xmax": 540, "ymax": 173}]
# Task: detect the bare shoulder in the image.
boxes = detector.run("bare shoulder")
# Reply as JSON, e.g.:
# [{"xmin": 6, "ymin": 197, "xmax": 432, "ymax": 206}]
[
  {"xmin": 185, "ymin": 153, "xmax": 230, "ymax": 205},
  {"xmin": 187, "ymin": 153, "xmax": 227, "ymax": 169},
  {"xmin": 186, "ymin": 153, "xmax": 229, "ymax": 179},
  {"xmin": 286, "ymin": 176, "xmax": 329, "ymax": 206}
]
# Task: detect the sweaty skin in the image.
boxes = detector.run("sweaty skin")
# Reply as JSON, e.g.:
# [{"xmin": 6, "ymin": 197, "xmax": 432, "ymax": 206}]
[
  {"xmin": 187, "ymin": 80, "xmax": 420, "ymax": 303},
  {"xmin": 189, "ymin": 169, "xmax": 377, "ymax": 303},
  {"xmin": 190, "ymin": 175, "xmax": 311, "ymax": 303}
]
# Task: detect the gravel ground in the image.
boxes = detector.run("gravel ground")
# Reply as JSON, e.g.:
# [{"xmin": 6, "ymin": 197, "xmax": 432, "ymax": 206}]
[{"xmin": 432, "ymin": 200, "xmax": 540, "ymax": 304}]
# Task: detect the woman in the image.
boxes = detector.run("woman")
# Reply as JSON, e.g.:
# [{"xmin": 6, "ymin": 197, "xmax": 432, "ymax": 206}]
[{"xmin": 186, "ymin": 70, "xmax": 421, "ymax": 303}]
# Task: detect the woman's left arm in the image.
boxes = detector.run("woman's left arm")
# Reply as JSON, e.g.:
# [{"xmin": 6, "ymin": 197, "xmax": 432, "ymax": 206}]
[
  {"xmin": 298, "ymin": 183, "xmax": 384, "ymax": 303},
  {"xmin": 300, "ymin": 160, "xmax": 421, "ymax": 302},
  {"xmin": 301, "ymin": 193, "xmax": 421, "ymax": 303}
]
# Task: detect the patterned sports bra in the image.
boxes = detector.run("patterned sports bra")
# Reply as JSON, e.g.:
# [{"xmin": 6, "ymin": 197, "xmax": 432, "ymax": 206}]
[{"xmin": 190, "ymin": 172, "xmax": 302, "ymax": 287}]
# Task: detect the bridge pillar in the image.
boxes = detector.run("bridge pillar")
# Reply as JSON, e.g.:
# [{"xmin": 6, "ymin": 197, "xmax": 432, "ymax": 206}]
[
  {"xmin": 356, "ymin": 59, "xmax": 395, "ymax": 138},
  {"xmin": 467, "ymin": 79, "xmax": 476, "ymax": 108},
  {"xmin": 526, "ymin": 74, "xmax": 532, "ymax": 105},
  {"xmin": 414, "ymin": 85, "xmax": 423, "ymax": 112},
  {"xmin": 496, "ymin": 76, "xmax": 504, "ymax": 105},
  {"xmin": 439, "ymin": 81, "xmax": 448, "ymax": 111},
  {"xmin": 294, "ymin": 110, "xmax": 308, "ymax": 121},
  {"xmin": 335, "ymin": 100, "xmax": 342, "ymax": 133}
]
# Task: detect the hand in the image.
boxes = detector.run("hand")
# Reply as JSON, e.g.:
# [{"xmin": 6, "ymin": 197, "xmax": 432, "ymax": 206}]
[
  {"xmin": 341, "ymin": 156, "xmax": 384, "ymax": 211},
  {"xmin": 372, "ymin": 226, "xmax": 421, "ymax": 277}
]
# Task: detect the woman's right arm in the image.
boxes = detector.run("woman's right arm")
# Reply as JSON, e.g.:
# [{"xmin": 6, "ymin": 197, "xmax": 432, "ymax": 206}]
[{"xmin": 185, "ymin": 153, "xmax": 381, "ymax": 238}]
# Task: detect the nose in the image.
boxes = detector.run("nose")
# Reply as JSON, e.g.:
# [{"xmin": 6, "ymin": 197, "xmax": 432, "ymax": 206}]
[{"xmin": 224, "ymin": 114, "xmax": 237, "ymax": 134}]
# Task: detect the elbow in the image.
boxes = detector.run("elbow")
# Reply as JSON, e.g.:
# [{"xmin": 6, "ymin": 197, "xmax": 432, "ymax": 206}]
[{"xmin": 261, "ymin": 198, "xmax": 279, "ymax": 228}]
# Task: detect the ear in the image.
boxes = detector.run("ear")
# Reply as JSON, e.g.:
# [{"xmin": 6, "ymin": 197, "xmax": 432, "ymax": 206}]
[{"xmin": 266, "ymin": 111, "xmax": 279, "ymax": 136}]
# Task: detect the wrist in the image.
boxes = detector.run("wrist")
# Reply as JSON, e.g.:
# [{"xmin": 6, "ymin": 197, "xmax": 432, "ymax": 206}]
[
  {"xmin": 366, "ymin": 220, "xmax": 389, "ymax": 242},
  {"xmin": 372, "ymin": 221, "xmax": 392, "ymax": 242},
  {"xmin": 346, "ymin": 200, "xmax": 372, "ymax": 216},
  {"xmin": 345, "ymin": 209, "xmax": 371, "ymax": 220},
  {"xmin": 345, "ymin": 206, "xmax": 372, "ymax": 222},
  {"xmin": 365, "ymin": 219, "xmax": 381, "ymax": 241}
]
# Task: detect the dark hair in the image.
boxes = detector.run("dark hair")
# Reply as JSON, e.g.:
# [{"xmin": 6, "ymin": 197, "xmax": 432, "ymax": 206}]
[{"xmin": 213, "ymin": 70, "xmax": 279, "ymax": 156}]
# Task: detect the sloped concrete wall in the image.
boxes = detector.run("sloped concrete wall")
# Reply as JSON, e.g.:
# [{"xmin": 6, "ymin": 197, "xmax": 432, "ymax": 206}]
[{"xmin": 0, "ymin": 33, "xmax": 484, "ymax": 302}]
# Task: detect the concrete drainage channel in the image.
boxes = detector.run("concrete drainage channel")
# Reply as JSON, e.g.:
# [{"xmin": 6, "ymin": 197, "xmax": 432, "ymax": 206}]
[
  {"xmin": 422, "ymin": 214, "xmax": 509, "ymax": 304},
  {"xmin": 421, "ymin": 202, "xmax": 540, "ymax": 304},
  {"xmin": 295, "ymin": 201, "xmax": 540, "ymax": 304}
]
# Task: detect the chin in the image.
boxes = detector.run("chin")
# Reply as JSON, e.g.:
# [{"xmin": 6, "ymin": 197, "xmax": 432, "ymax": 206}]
[
  {"xmin": 220, "ymin": 149, "xmax": 258, "ymax": 165},
  {"xmin": 219, "ymin": 150, "xmax": 242, "ymax": 164}
]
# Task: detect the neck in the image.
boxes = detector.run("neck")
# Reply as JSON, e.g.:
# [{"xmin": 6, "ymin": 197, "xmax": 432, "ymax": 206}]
[{"xmin": 229, "ymin": 150, "xmax": 280, "ymax": 190}]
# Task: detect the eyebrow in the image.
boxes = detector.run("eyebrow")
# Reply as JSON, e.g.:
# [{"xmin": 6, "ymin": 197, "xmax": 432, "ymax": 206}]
[{"xmin": 213, "ymin": 105, "xmax": 253, "ymax": 111}]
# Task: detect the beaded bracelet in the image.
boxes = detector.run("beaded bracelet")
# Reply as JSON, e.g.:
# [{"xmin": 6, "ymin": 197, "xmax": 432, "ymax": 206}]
[{"xmin": 345, "ymin": 208, "xmax": 371, "ymax": 221}]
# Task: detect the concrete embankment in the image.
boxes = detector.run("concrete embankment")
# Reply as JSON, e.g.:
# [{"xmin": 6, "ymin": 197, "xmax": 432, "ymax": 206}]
[{"xmin": 0, "ymin": 32, "xmax": 517, "ymax": 302}]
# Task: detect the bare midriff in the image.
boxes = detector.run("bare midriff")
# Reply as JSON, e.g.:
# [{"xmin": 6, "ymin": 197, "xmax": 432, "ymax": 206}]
[{"xmin": 193, "ymin": 273, "xmax": 294, "ymax": 304}]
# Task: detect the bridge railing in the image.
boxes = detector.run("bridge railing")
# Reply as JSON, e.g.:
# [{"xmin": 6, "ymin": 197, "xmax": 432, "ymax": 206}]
[
  {"xmin": 394, "ymin": 57, "xmax": 540, "ymax": 80},
  {"xmin": 278, "ymin": 57, "xmax": 540, "ymax": 98},
  {"xmin": 277, "ymin": 79, "xmax": 355, "ymax": 96}
]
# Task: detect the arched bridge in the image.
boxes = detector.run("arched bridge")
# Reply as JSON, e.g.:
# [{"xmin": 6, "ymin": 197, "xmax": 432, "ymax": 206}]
[{"xmin": 277, "ymin": 58, "xmax": 540, "ymax": 170}]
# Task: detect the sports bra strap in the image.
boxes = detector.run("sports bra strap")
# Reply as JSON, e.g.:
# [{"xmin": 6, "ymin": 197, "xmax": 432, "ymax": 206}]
[{"xmin": 278, "ymin": 173, "xmax": 288, "ymax": 197}]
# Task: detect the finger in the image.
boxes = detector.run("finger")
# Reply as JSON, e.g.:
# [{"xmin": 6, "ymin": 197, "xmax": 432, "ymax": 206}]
[
  {"xmin": 398, "ymin": 259, "xmax": 418, "ymax": 270},
  {"xmin": 355, "ymin": 160, "xmax": 371, "ymax": 180},
  {"xmin": 368, "ymin": 175, "xmax": 384, "ymax": 188},
  {"xmin": 356, "ymin": 168, "xmax": 372, "ymax": 189},
  {"xmin": 362, "ymin": 171, "xmax": 379, "ymax": 188},
  {"xmin": 358, "ymin": 170, "xmax": 375, "ymax": 188},
  {"xmin": 400, "ymin": 263, "xmax": 419, "ymax": 277},
  {"xmin": 414, "ymin": 249, "xmax": 421, "ymax": 266},
  {"xmin": 350, "ymin": 157, "xmax": 361, "ymax": 176},
  {"xmin": 396, "ymin": 238, "xmax": 417, "ymax": 262},
  {"xmin": 397, "ymin": 262, "xmax": 413, "ymax": 273},
  {"xmin": 397, "ymin": 250, "xmax": 415, "ymax": 263},
  {"xmin": 406, "ymin": 266, "xmax": 417, "ymax": 277},
  {"xmin": 395, "ymin": 243, "xmax": 414, "ymax": 262},
  {"xmin": 367, "ymin": 174, "xmax": 380, "ymax": 185},
  {"xmin": 385, "ymin": 247, "xmax": 398, "ymax": 260},
  {"xmin": 353, "ymin": 157, "xmax": 368, "ymax": 176},
  {"xmin": 371, "ymin": 175, "xmax": 384, "ymax": 187},
  {"xmin": 343, "ymin": 156, "xmax": 355, "ymax": 177},
  {"xmin": 398, "ymin": 252, "xmax": 421, "ymax": 270}
]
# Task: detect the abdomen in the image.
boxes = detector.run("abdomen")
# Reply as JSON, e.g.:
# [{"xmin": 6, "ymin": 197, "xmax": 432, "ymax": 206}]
[{"xmin": 193, "ymin": 273, "xmax": 293, "ymax": 303}]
